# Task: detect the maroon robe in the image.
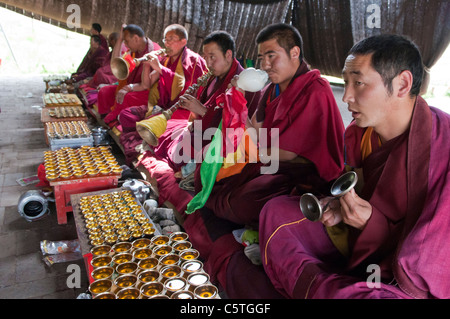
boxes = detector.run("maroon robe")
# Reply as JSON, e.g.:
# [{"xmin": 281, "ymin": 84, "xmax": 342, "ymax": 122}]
[
  {"xmin": 204, "ymin": 62, "xmax": 345, "ymax": 229},
  {"xmin": 118, "ymin": 47, "xmax": 207, "ymax": 163},
  {"xmin": 260, "ymin": 97, "xmax": 450, "ymax": 299},
  {"xmin": 97, "ymin": 38, "xmax": 159, "ymax": 115},
  {"xmin": 72, "ymin": 46, "xmax": 108, "ymax": 82},
  {"xmin": 184, "ymin": 62, "xmax": 345, "ymax": 298}
]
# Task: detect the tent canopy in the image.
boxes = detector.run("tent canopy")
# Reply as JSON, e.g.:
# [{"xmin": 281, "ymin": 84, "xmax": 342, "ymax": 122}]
[{"xmin": 1, "ymin": 0, "xmax": 449, "ymax": 80}]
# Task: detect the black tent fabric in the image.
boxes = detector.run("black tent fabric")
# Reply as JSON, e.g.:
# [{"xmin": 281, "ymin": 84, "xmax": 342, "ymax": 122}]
[{"xmin": 1, "ymin": 0, "xmax": 449, "ymax": 85}]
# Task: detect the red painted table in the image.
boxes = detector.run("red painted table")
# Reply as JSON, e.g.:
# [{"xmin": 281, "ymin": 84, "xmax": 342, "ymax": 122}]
[{"xmin": 50, "ymin": 175, "xmax": 119, "ymax": 225}]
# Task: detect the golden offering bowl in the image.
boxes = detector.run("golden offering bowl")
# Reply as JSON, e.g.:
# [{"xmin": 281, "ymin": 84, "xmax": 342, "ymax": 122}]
[
  {"xmin": 46, "ymin": 173, "xmax": 58, "ymax": 182},
  {"xmin": 131, "ymin": 229, "xmax": 143, "ymax": 240},
  {"xmin": 91, "ymin": 266, "xmax": 114, "ymax": 280},
  {"xmin": 93, "ymin": 292, "xmax": 116, "ymax": 299},
  {"xmin": 169, "ymin": 232, "xmax": 189, "ymax": 242},
  {"xmin": 114, "ymin": 274, "xmax": 137, "ymax": 290},
  {"xmin": 89, "ymin": 279, "xmax": 113, "ymax": 296},
  {"xmin": 153, "ymin": 245, "xmax": 173, "ymax": 259},
  {"xmin": 137, "ymin": 257, "xmax": 158, "ymax": 272},
  {"xmin": 179, "ymin": 249, "xmax": 200, "ymax": 262},
  {"xmin": 112, "ymin": 253, "xmax": 133, "ymax": 265},
  {"xmin": 132, "ymin": 238, "xmax": 151, "ymax": 249},
  {"xmin": 112, "ymin": 242, "xmax": 132, "ymax": 254},
  {"xmin": 90, "ymin": 255, "xmax": 112, "ymax": 268},
  {"xmin": 90, "ymin": 244, "xmax": 112, "ymax": 257},
  {"xmin": 73, "ymin": 170, "xmax": 86, "ymax": 178},
  {"xmin": 118, "ymin": 233, "xmax": 132, "ymax": 242},
  {"xmin": 160, "ymin": 265, "xmax": 182, "ymax": 282},
  {"xmin": 116, "ymin": 227, "xmax": 130, "ymax": 236},
  {"xmin": 87, "ymin": 228, "xmax": 102, "ymax": 236},
  {"xmin": 151, "ymin": 235, "xmax": 170, "ymax": 246},
  {"xmin": 159, "ymin": 253, "xmax": 180, "ymax": 266},
  {"xmin": 59, "ymin": 172, "xmax": 72, "ymax": 180},
  {"xmin": 116, "ymin": 261, "xmax": 138, "ymax": 275},
  {"xmin": 172, "ymin": 241, "xmax": 192, "ymax": 253},
  {"xmin": 104, "ymin": 234, "xmax": 118, "ymax": 245},
  {"xmin": 133, "ymin": 248, "xmax": 153, "ymax": 261},
  {"xmin": 85, "ymin": 221, "xmax": 99, "ymax": 230},
  {"xmin": 91, "ymin": 238, "xmax": 105, "ymax": 246},
  {"xmin": 140, "ymin": 281, "xmax": 164, "ymax": 298},
  {"xmin": 116, "ymin": 287, "xmax": 140, "ymax": 299},
  {"xmin": 89, "ymin": 233, "xmax": 103, "ymax": 242},
  {"xmin": 101, "ymin": 224, "xmax": 114, "ymax": 232},
  {"xmin": 194, "ymin": 284, "xmax": 218, "ymax": 299}
]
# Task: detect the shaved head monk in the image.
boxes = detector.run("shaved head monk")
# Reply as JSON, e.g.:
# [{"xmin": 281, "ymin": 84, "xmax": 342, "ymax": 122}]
[
  {"xmin": 97, "ymin": 24, "xmax": 161, "ymax": 124},
  {"xmin": 260, "ymin": 34, "xmax": 450, "ymax": 299},
  {"xmin": 182, "ymin": 23, "xmax": 346, "ymax": 298}
]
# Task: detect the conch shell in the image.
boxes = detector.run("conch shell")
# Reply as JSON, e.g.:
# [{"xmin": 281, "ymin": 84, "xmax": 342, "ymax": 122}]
[{"xmin": 236, "ymin": 68, "xmax": 268, "ymax": 92}]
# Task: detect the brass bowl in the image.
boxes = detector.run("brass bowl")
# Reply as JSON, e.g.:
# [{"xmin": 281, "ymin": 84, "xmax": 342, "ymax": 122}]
[
  {"xmin": 169, "ymin": 232, "xmax": 189, "ymax": 242},
  {"xmin": 172, "ymin": 241, "xmax": 192, "ymax": 253},
  {"xmin": 93, "ymin": 292, "xmax": 116, "ymax": 299},
  {"xmin": 137, "ymin": 257, "xmax": 158, "ymax": 272},
  {"xmin": 132, "ymin": 238, "xmax": 151, "ymax": 249},
  {"xmin": 153, "ymin": 245, "xmax": 173, "ymax": 259},
  {"xmin": 90, "ymin": 244, "xmax": 111, "ymax": 257},
  {"xmin": 133, "ymin": 248, "xmax": 153, "ymax": 261},
  {"xmin": 159, "ymin": 254, "xmax": 180, "ymax": 266},
  {"xmin": 89, "ymin": 279, "xmax": 112, "ymax": 296},
  {"xmin": 112, "ymin": 242, "xmax": 132, "ymax": 254},
  {"xmin": 114, "ymin": 274, "xmax": 137, "ymax": 290},
  {"xmin": 194, "ymin": 284, "xmax": 218, "ymax": 299},
  {"xmin": 90, "ymin": 255, "xmax": 112, "ymax": 268},
  {"xmin": 91, "ymin": 266, "xmax": 114, "ymax": 280},
  {"xmin": 116, "ymin": 287, "xmax": 140, "ymax": 299},
  {"xmin": 112, "ymin": 253, "xmax": 133, "ymax": 265},
  {"xmin": 116, "ymin": 262, "xmax": 138, "ymax": 275},
  {"xmin": 179, "ymin": 249, "xmax": 200, "ymax": 261},
  {"xmin": 140, "ymin": 281, "xmax": 164, "ymax": 298},
  {"xmin": 151, "ymin": 235, "xmax": 170, "ymax": 246}
]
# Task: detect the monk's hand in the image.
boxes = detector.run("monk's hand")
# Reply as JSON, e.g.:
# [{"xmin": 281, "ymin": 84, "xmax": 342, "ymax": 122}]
[
  {"xmin": 339, "ymin": 188, "xmax": 372, "ymax": 230},
  {"xmin": 116, "ymin": 87, "xmax": 129, "ymax": 104},
  {"xmin": 319, "ymin": 197, "xmax": 343, "ymax": 227},
  {"xmin": 229, "ymin": 75, "xmax": 244, "ymax": 94},
  {"xmin": 147, "ymin": 52, "xmax": 162, "ymax": 74},
  {"xmin": 179, "ymin": 94, "xmax": 206, "ymax": 117}
]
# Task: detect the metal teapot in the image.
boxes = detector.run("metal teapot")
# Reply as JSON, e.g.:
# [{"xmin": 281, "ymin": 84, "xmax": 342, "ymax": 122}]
[{"xmin": 122, "ymin": 179, "xmax": 151, "ymax": 203}]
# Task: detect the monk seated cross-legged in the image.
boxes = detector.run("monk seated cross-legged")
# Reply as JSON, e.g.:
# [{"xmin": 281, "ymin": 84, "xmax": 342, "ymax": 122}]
[
  {"xmin": 182, "ymin": 23, "xmax": 346, "ymax": 298},
  {"xmin": 260, "ymin": 34, "xmax": 450, "ymax": 299}
]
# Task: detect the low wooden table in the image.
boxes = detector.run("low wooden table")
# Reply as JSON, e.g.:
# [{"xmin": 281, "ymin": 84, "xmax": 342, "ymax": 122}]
[
  {"xmin": 50, "ymin": 175, "xmax": 119, "ymax": 225},
  {"xmin": 70, "ymin": 187, "xmax": 160, "ymax": 284}
]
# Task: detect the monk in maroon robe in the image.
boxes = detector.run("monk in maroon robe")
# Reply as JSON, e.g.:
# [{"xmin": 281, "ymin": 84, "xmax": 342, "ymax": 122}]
[
  {"xmin": 97, "ymin": 24, "xmax": 160, "ymax": 119},
  {"xmin": 118, "ymin": 24, "xmax": 207, "ymax": 163},
  {"xmin": 260, "ymin": 34, "xmax": 450, "ymax": 299},
  {"xmin": 71, "ymin": 35, "xmax": 108, "ymax": 83},
  {"xmin": 137, "ymin": 31, "xmax": 259, "ymax": 214},
  {"xmin": 203, "ymin": 24, "xmax": 345, "ymax": 230},
  {"xmin": 183, "ymin": 23, "xmax": 345, "ymax": 298}
]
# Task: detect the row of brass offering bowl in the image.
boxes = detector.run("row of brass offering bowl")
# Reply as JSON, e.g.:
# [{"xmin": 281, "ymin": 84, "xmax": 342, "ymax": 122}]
[
  {"xmin": 44, "ymin": 146, "xmax": 122, "ymax": 182},
  {"xmin": 48, "ymin": 106, "xmax": 86, "ymax": 119},
  {"xmin": 88, "ymin": 232, "xmax": 219, "ymax": 299},
  {"xmin": 80, "ymin": 190, "xmax": 155, "ymax": 246},
  {"xmin": 46, "ymin": 121, "xmax": 91, "ymax": 139}
]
